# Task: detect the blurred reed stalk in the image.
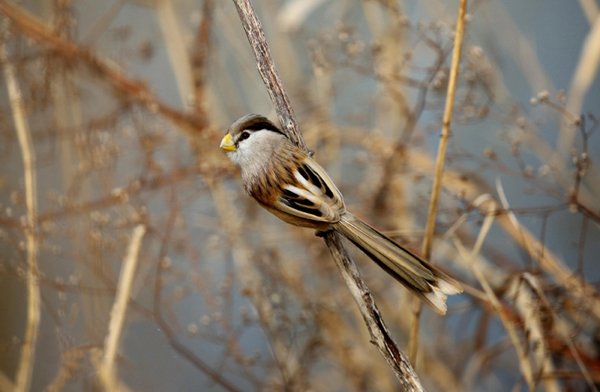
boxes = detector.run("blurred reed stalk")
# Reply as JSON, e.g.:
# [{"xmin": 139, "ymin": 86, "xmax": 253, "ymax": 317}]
[
  {"xmin": 99, "ymin": 224, "xmax": 146, "ymax": 392},
  {"xmin": 1, "ymin": 38, "xmax": 40, "ymax": 392}
]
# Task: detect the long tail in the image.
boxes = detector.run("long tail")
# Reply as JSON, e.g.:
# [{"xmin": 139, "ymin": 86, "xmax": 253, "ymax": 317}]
[{"xmin": 334, "ymin": 213, "xmax": 462, "ymax": 315}]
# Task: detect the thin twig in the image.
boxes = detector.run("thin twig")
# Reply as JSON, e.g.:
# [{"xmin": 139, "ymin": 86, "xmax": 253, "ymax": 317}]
[
  {"xmin": 2, "ymin": 36, "xmax": 41, "ymax": 392},
  {"xmin": 231, "ymin": 0, "xmax": 307, "ymax": 152},
  {"xmin": 231, "ymin": 0, "xmax": 424, "ymax": 388},
  {"xmin": 100, "ymin": 224, "xmax": 146, "ymax": 392},
  {"xmin": 410, "ymin": 0, "xmax": 468, "ymax": 363}
]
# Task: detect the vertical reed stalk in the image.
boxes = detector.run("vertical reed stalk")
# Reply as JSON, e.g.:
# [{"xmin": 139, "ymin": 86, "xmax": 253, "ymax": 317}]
[{"xmin": 410, "ymin": 0, "xmax": 468, "ymax": 363}]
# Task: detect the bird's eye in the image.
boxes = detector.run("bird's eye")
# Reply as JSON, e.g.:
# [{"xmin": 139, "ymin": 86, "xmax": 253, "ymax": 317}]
[{"xmin": 239, "ymin": 131, "xmax": 250, "ymax": 141}]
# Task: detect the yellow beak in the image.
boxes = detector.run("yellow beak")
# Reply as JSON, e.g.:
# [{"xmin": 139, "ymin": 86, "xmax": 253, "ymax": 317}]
[{"xmin": 220, "ymin": 134, "xmax": 236, "ymax": 151}]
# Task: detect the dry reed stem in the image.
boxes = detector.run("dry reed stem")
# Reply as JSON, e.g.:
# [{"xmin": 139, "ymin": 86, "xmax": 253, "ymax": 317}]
[
  {"xmin": 407, "ymin": 297, "xmax": 422, "ymax": 364},
  {"xmin": 232, "ymin": 0, "xmax": 424, "ymax": 388},
  {"xmin": 410, "ymin": 0, "xmax": 468, "ymax": 363},
  {"xmin": 558, "ymin": 16, "xmax": 600, "ymax": 159},
  {"xmin": 421, "ymin": 0, "xmax": 467, "ymax": 264},
  {"xmin": 451, "ymin": 195, "xmax": 535, "ymax": 391},
  {"xmin": 1, "ymin": 37, "xmax": 41, "ymax": 392},
  {"xmin": 100, "ymin": 225, "xmax": 146, "ymax": 392}
]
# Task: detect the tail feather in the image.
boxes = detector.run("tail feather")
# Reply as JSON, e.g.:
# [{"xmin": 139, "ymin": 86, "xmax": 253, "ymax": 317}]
[{"xmin": 334, "ymin": 213, "xmax": 463, "ymax": 315}]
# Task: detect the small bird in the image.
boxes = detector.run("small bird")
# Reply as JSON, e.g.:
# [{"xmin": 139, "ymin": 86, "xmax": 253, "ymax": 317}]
[{"xmin": 220, "ymin": 114, "xmax": 462, "ymax": 314}]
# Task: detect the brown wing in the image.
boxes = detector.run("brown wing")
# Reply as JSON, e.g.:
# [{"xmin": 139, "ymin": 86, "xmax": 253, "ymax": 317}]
[{"xmin": 274, "ymin": 156, "xmax": 346, "ymax": 223}]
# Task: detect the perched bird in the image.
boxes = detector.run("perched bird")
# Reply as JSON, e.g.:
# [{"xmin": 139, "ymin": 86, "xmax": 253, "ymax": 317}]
[{"xmin": 220, "ymin": 114, "xmax": 463, "ymax": 314}]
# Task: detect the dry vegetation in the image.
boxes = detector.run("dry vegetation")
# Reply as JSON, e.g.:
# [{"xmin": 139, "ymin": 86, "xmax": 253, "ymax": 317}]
[{"xmin": 0, "ymin": 0, "xmax": 599, "ymax": 391}]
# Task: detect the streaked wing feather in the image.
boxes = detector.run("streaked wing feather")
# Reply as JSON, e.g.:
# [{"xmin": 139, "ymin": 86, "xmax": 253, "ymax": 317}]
[
  {"xmin": 275, "ymin": 185, "xmax": 337, "ymax": 222},
  {"xmin": 301, "ymin": 159, "xmax": 345, "ymax": 213},
  {"xmin": 275, "ymin": 157, "xmax": 345, "ymax": 223}
]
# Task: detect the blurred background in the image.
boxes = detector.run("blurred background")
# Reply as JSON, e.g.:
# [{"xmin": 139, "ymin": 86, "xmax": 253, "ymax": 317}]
[{"xmin": 1, "ymin": 0, "xmax": 599, "ymax": 391}]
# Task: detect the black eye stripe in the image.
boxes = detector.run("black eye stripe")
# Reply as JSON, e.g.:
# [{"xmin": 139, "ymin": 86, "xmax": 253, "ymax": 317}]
[{"xmin": 244, "ymin": 121, "xmax": 285, "ymax": 136}]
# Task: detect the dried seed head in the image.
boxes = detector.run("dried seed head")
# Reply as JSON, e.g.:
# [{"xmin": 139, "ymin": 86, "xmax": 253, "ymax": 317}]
[{"xmin": 537, "ymin": 90, "xmax": 550, "ymax": 102}]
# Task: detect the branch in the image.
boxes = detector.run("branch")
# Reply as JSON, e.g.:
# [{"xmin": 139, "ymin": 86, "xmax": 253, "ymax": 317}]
[
  {"xmin": 231, "ymin": 0, "xmax": 307, "ymax": 152},
  {"xmin": 231, "ymin": 0, "xmax": 424, "ymax": 389},
  {"xmin": 323, "ymin": 232, "xmax": 425, "ymax": 392}
]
